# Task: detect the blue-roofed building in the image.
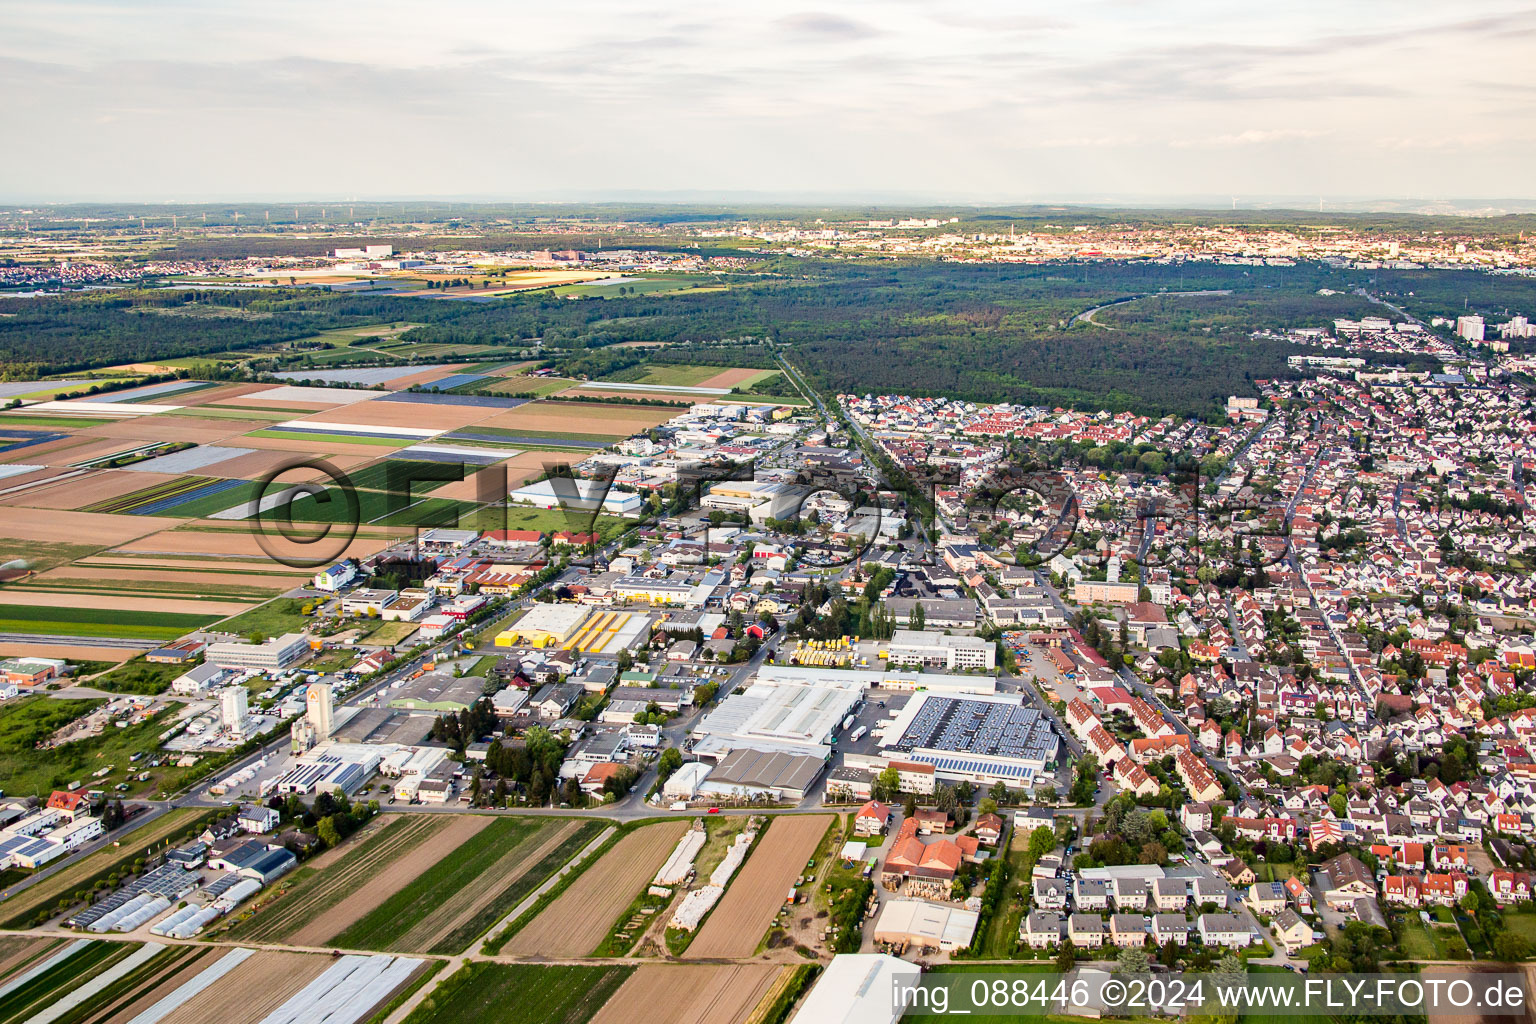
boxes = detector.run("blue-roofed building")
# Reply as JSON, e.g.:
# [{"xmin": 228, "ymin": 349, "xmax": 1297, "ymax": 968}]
[{"xmin": 313, "ymin": 561, "xmax": 358, "ymax": 592}]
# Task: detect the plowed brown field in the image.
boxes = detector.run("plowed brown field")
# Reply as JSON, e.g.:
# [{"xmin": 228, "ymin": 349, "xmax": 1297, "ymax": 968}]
[
  {"xmin": 501, "ymin": 820, "xmax": 689, "ymax": 957},
  {"xmin": 590, "ymin": 964, "xmax": 785, "ymax": 1024},
  {"xmin": 687, "ymin": 815, "xmax": 831, "ymax": 959}
]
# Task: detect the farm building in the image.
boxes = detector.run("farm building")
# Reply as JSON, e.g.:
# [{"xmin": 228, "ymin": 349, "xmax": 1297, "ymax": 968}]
[
  {"xmin": 872, "ymin": 899, "xmax": 979, "ymax": 951},
  {"xmin": 790, "ymin": 954, "xmax": 921, "ymax": 1024},
  {"xmin": 495, "ymin": 603, "xmax": 591, "ymax": 648}
]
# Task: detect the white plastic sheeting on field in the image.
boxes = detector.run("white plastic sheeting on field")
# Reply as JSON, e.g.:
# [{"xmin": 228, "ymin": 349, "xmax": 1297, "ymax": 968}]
[
  {"xmin": 653, "ymin": 827, "xmax": 707, "ymax": 886},
  {"xmin": 669, "ymin": 885, "xmax": 723, "ymax": 931},
  {"xmin": 28, "ymin": 942, "xmax": 165, "ymax": 1024},
  {"xmin": 257, "ymin": 953, "xmax": 424, "ymax": 1024},
  {"xmin": 125, "ymin": 947, "xmax": 256, "ymax": 1024},
  {"xmin": 709, "ymin": 830, "xmax": 756, "ymax": 887}
]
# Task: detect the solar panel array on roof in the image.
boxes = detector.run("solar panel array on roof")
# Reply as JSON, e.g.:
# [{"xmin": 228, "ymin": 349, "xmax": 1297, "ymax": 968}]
[
  {"xmin": 889, "ymin": 696, "xmax": 1057, "ymax": 762},
  {"xmin": 914, "ymin": 754, "xmax": 1037, "ymax": 780},
  {"xmin": 67, "ymin": 863, "xmax": 194, "ymax": 928},
  {"xmin": 0, "ymin": 834, "xmax": 54, "ymax": 860}
]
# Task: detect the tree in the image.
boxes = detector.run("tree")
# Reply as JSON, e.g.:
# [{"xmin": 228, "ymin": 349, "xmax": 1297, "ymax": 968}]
[
  {"xmin": 908, "ymin": 602, "xmax": 926, "ymax": 631},
  {"xmin": 1056, "ymin": 937, "xmax": 1077, "ymax": 972},
  {"xmin": 1116, "ymin": 946, "xmax": 1150, "ymax": 976},
  {"xmin": 316, "ymin": 817, "xmax": 342, "ymax": 848},
  {"xmin": 874, "ymin": 766, "xmax": 902, "ymax": 803},
  {"xmin": 989, "ymin": 780, "xmax": 1010, "ymax": 806},
  {"xmin": 1328, "ymin": 791, "xmax": 1347, "ymax": 817}
]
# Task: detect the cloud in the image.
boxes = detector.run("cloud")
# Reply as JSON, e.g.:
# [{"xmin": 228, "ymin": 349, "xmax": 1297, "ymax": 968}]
[
  {"xmin": 1169, "ymin": 128, "xmax": 1328, "ymax": 149},
  {"xmin": 775, "ymin": 11, "xmax": 882, "ymax": 40}
]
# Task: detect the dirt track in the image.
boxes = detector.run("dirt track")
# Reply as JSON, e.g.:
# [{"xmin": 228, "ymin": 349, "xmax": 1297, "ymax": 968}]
[
  {"xmin": 501, "ymin": 820, "xmax": 689, "ymax": 957},
  {"xmin": 687, "ymin": 815, "xmax": 831, "ymax": 959},
  {"xmin": 589, "ymin": 964, "xmax": 784, "ymax": 1024}
]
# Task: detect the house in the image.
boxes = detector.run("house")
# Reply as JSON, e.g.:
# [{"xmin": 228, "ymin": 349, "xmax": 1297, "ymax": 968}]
[
  {"xmin": 1246, "ymin": 881, "xmax": 1288, "ymax": 916},
  {"xmin": 1110, "ymin": 914, "xmax": 1149, "ymax": 948},
  {"xmin": 531, "ymin": 681, "xmax": 585, "ymax": 720},
  {"xmin": 1192, "ymin": 877, "xmax": 1228, "ymax": 908},
  {"xmin": 1319, "ymin": 852, "xmax": 1377, "ymax": 909},
  {"xmin": 1074, "ymin": 879, "xmax": 1110, "ymax": 911},
  {"xmin": 1272, "ymin": 908, "xmax": 1312, "ymax": 953},
  {"xmin": 1197, "ymin": 913, "xmax": 1254, "ymax": 949},
  {"xmin": 855, "ymin": 801, "xmax": 892, "ymax": 837},
  {"xmin": 1068, "ymin": 913, "xmax": 1105, "ymax": 948},
  {"xmin": 1113, "ymin": 878, "xmax": 1150, "ymax": 911},
  {"xmin": 236, "ymin": 805, "xmax": 279, "ymax": 834},
  {"xmin": 1033, "ymin": 877, "xmax": 1069, "ymax": 910},
  {"xmin": 914, "ymin": 809, "xmax": 952, "ymax": 834},
  {"xmin": 1153, "ymin": 877, "xmax": 1187, "ymax": 911},
  {"xmin": 1152, "ymin": 913, "xmax": 1191, "ymax": 946},
  {"xmin": 973, "ymin": 812, "xmax": 1005, "ymax": 846},
  {"xmin": 1021, "ymin": 911, "xmax": 1063, "ymax": 949}
]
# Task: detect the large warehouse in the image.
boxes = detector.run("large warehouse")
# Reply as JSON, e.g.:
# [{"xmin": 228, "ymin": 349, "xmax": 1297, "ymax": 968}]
[
  {"xmin": 689, "ymin": 668, "xmax": 865, "ymax": 760},
  {"xmin": 495, "ymin": 603, "xmax": 590, "ymax": 648},
  {"xmin": 877, "ymin": 692, "xmax": 1062, "ymax": 786}
]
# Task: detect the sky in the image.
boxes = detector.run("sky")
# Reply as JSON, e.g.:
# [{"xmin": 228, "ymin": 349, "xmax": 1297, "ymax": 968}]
[{"xmin": 2, "ymin": 0, "xmax": 1534, "ymax": 203}]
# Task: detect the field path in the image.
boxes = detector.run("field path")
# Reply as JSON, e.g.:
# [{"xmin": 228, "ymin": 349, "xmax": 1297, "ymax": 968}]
[
  {"xmin": 687, "ymin": 815, "xmax": 832, "ymax": 959},
  {"xmin": 501, "ymin": 820, "xmax": 689, "ymax": 957}
]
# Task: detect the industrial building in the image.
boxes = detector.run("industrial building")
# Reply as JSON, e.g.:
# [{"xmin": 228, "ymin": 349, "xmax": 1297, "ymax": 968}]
[
  {"xmin": 789, "ymin": 954, "xmax": 921, "ymax": 1024},
  {"xmin": 205, "ymin": 633, "xmax": 309, "ymax": 672},
  {"xmin": 690, "ymin": 668, "xmax": 865, "ymax": 760},
  {"xmin": 495, "ymin": 603, "xmax": 590, "ymax": 648},
  {"xmin": 885, "ymin": 629, "xmax": 996, "ymax": 671},
  {"xmin": 871, "ymin": 899, "xmax": 980, "ymax": 952},
  {"xmin": 697, "ymin": 748, "xmax": 826, "ymax": 802},
  {"xmin": 507, "ymin": 478, "xmax": 643, "ymax": 515},
  {"xmin": 877, "ymin": 692, "xmax": 1061, "ymax": 786}
]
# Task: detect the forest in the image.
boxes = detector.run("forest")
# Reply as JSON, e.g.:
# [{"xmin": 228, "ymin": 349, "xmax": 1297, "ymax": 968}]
[{"xmin": 6, "ymin": 259, "xmax": 1535, "ymax": 417}]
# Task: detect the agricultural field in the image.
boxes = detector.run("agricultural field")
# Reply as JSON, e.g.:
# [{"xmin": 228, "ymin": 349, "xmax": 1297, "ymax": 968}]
[
  {"xmin": 141, "ymin": 948, "xmax": 423, "ymax": 1024},
  {"xmin": 0, "ymin": 938, "xmax": 169, "ymax": 1024},
  {"xmin": 471, "ymin": 400, "xmax": 677, "ymax": 440},
  {"xmin": 333, "ymin": 816, "xmax": 603, "ymax": 954},
  {"xmin": 223, "ymin": 814, "xmax": 604, "ymax": 956},
  {"xmin": 588, "ymin": 964, "xmax": 786, "ymax": 1024},
  {"xmin": 0, "ymin": 807, "xmax": 220, "ymax": 928},
  {"xmin": 0, "ymin": 602, "xmax": 219, "ymax": 640},
  {"xmin": 401, "ymin": 963, "xmax": 631, "ymax": 1024},
  {"xmin": 687, "ymin": 814, "xmax": 832, "ymax": 959},
  {"xmin": 500, "ymin": 819, "xmax": 689, "ymax": 957}
]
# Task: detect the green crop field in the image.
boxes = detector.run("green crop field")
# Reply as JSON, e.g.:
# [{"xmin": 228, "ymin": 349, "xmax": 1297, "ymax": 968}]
[
  {"xmin": 0, "ymin": 603, "xmax": 217, "ymax": 640},
  {"xmin": 245, "ymin": 429, "xmax": 409, "ymax": 446},
  {"xmin": 399, "ymin": 963, "xmax": 631, "ymax": 1024},
  {"xmin": 0, "ymin": 415, "xmax": 113, "ymax": 429},
  {"xmin": 212, "ymin": 597, "xmax": 311, "ymax": 638}
]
